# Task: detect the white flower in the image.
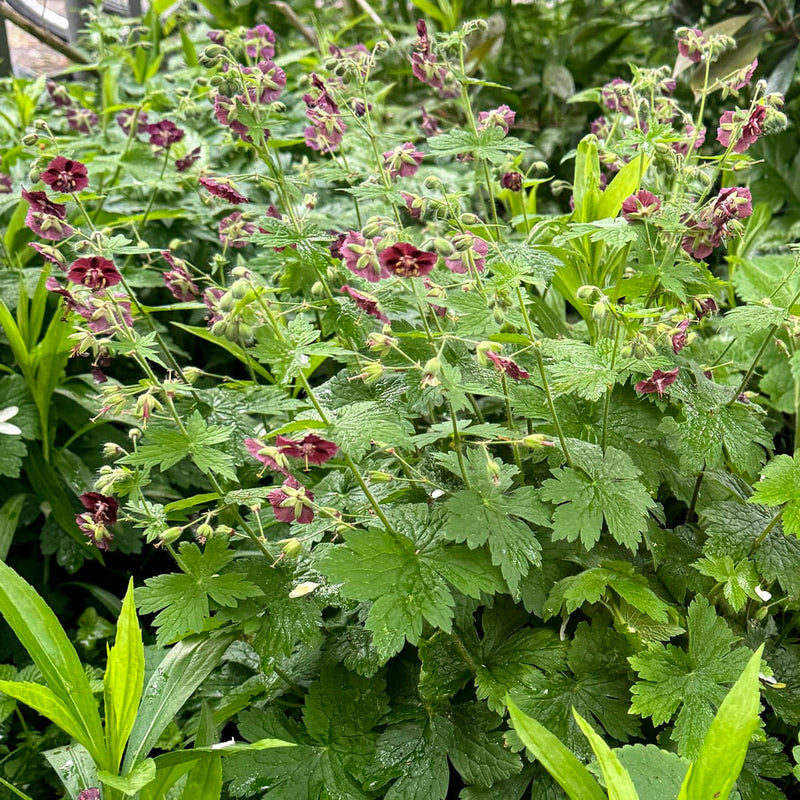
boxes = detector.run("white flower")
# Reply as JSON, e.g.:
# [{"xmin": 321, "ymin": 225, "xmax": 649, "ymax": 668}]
[{"xmin": 0, "ymin": 406, "xmax": 21, "ymax": 436}]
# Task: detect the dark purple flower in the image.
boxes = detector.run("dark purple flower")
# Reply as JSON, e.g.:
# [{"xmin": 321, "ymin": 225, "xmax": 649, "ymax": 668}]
[
  {"xmin": 696, "ymin": 297, "xmax": 718, "ymax": 319},
  {"xmin": 269, "ymin": 476, "xmax": 315, "ymax": 524},
  {"xmin": 276, "ymin": 433, "xmax": 339, "ymax": 468},
  {"xmin": 207, "ymin": 29, "xmax": 226, "ymax": 44},
  {"xmin": 116, "ymin": 108, "xmax": 149, "ymax": 136},
  {"xmin": 726, "ymin": 59, "xmax": 757, "ymax": 92},
  {"xmin": 244, "ymin": 60, "xmax": 286, "ymax": 103},
  {"xmin": 672, "ymin": 124, "xmax": 706, "ymax": 158},
  {"xmin": 716, "ymin": 106, "xmax": 766, "ymax": 154},
  {"xmin": 46, "ymin": 80, "xmax": 72, "ymax": 108},
  {"xmin": 601, "ymin": 79, "xmax": 634, "ymax": 115},
  {"xmin": 634, "ymin": 367, "xmax": 679, "ymax": 397},
  {"xmin": 590, "ymin": 116, "xmax": 611, "ymax": 139},
  {"xmin": 66, "ymin": 108, "xmax": 98, "ymax": 134},
  {"xmin": 41, "ymin": 156, "xmax": 89, "ymax": 194},
  {"xmin": 0, "ymin": 173, "xmax": 12, "ymax": 193},
  {"xmin": 29, "ymin": 242, "xmax": 66, "ymax": 267},
  {"xmin": 79, "ymin": 492, "xmax": 118, "ymax": 525},
  {"xmin": 621, "ymin": 189, "xmax": 661, "ymax": 221},
  {"xmin": 681, "ymin": 219, "xmax": 719, "ymax": 260},
  {"xmin": 444, "ymin": 232, "xmax": 489, "ymax": 274},
  {"xmin": 218, "ymin": 211, "xmax": 254, "ymax": 248},
  {"xmin": 76, "ymin": 492, "xmax": 118, "ymax": 551},
  {"xmin": 67, "ymin": 256, "xmax": 121, "ymax": 290},
  {"xmin": 303, "ymin": 75, "xmax": 346, "ymax": 153},
  {"xmin": 710, "ymin": 187, "xmax": 752, "ymax": 225},
  {"xmin": 78, "ymin": 789, "xmax": 101, "ymax": 800},
  {"xmin": 244, "ymin": 24, "xmax": 276, "ymax": 60},
  {"xmin": 22, "ymin": 188, "xmax": 72, "ymax": 241},
  {"xmin": 380, "ymin": 243, "xmax": 438, "ymax": 278},
  {"xmin": 420, "ymin": 106, "xmax": 441, "ymax": 137},
  {"xmin": 199, "ymin": 176, "xmax": 249, "ymax": 204},
  {"xmin": 671, "ymin": 319, "xmax": 690, "ymax": 353},
  {"xmin": 383, "ymin": 143, "xmax": 424, "ymax": 179},
  {"xmin": 487, "ymin": 350, "xmax": 530, "ymax": 381},
  {"xmin": 144, "ymin": 120, "xmax": 185, "ymax": 150},
  {"xmin": 203, "ymin": 287, "xmax": 225, "ymax": 325},
  {"xmin": 401, "ymin": 192, "xmax": 423, "ymax": 219},
  {"xmin": 328, "ymin": 230, "xmax": 347, "ymax": 259},
  {"xmin": 477, "ymin": 105, "xmax": 515, "ymax": 134},
  {"xmin": 410, "ymin": 20, "xmax": 458, "ymax": 97},
  {"xmin": 340, "ymin": 285, "xmax": 389, "ymax": 323},
  {"xmin": 161, "ymin": 252, "xmax": 198, "ymax": 302},
  {"xmin": 677, "ymin": 28, "xmax": 706, "ymax": 63},
  {"xmin": 245, "ymin": 437, "xmax": 290, "ymax": 475},
  {"xmin": 175, "ymin": 147, "xmax": 202, "ymax": 172},
  {"xmin": 340, "ymin": 231, "xmax": 389, "ymax": 282},
  {"xmin": 213, "ymin": 95, "xmax": 252, "ymax": 140},
  {"xmin": 501, "ymin": 171, "xmax": 523, "ymax": 192}
]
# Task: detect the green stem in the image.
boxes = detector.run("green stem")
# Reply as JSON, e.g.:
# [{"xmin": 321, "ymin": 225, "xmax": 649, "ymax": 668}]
[
  {"xmin": 751, "ymin": 509, "xmax": 783, "ymax": 553},
  {"xmin": 502, "ymin": 374, "xmax": 525, "ymax": 482},
  {"xmin": 687, "ymin": 468, "xmax": 704, "ymax": 522},
  {"xmin": 138, "ymin": 146, "xmax": 172, "ymax": 237},
  {"xmin": 534, "ymin": 346, "xmax": 571, "ymax": 466},
  {"xmin": 449, "ymin": 401, "xmax": 471, "ymax": 489}
]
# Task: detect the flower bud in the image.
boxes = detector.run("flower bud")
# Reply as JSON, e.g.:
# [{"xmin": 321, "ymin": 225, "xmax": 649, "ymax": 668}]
[
  {"xmin": 196, "ymin": 522, "xmax": 214, "ymax": 541},
  {"xmin": 423, "ymin": 174, "xmax": 442, "ymax": 190},
  {"xmin": 231, "ymin": 266, "xmax": 250, "ymax": 279},
  {"xmin": 311, "ymin": 281, "xmax": 325, "ymax": 297},
  {"xmin": 476, "ymin": 340, "xmax": 500, "ymax": 366},
  {"xmin": 281, "ymin": 537, "xmax": 303, "ymax": 558},
  {"xmin": 576, "ymin": 284, "xmax": 601, "ymax": 301},
  {"xmin": 159, "ymin": 526, "xmax": 183, "ymax": 546},
  {"xmin": 211, "ymin": 320, "xmax": 228, "ymax": 338},
  {"xmin": 591, "ymin": 300, "xmax": 607, "ymax": 321},
  {"xmin": 361, "ymin": 362, "xmax": 384, "ymax": 384},
  {"xmin": 230, "ymin": 278, "xmax": 250, "ymax": 299},
  {"xmin": 102, "ymin": 442, "xmax": 125, "ymax": 459},
  {"xmin": 34, "ymin": 118, "xmax": 49, "ymax": 130},
  {"xmin": 522, "ymin": 433, "xmax": 555, "ymax": 448},
  {"xmin": 182, "ymin": 366, "xmax": 202, "ymax": 384},
  {"xmin": 460, "ymin": 213, "xmax": 480, "ymax": 225},
  {"xmin": 368, "ymin": 471, "xmax": 394, "ymax": 482},
  {"xmin": 219, "ymin": 291, "xmax": 235, "ymax": 312},
  {"xmin": 21, "ymin": 133, "xmax": 38, "ymax": 146}
]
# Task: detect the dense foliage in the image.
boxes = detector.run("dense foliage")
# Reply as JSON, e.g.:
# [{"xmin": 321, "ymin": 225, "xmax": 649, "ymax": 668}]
[{"xmin": 2, "ymin": 0, "xmax": 800, "ymax": 797}]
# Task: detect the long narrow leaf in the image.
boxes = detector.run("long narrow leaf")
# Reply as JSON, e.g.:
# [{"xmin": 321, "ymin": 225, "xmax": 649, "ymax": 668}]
[
  {"xmin": 0, "ymin": 682, "xmax": 87, "ymax": 747},
  {"xmin": 104, "ymin": 580, "xmax": 145, "ymax": 771},
  {"xmin": 678, "ymin": 645, "xmax": 763, "ymax": 800},
  {"xmin": 179, "ymin": 755, "xmax": 222, "ymax": 800},
  {"xmin": 0, "ymin": 494, "xmax": 28, "ymax": 562},
  {"xmin": 507, "ymin": 696, "xmax": 607, "ymax": 800},
  {"xmin": 122, "ymin": 633, "xmax": 235, "ymax": 772},
  {"xmin": 573, "ymin": 710, "xmax": 639, "ymax": 800},
  {"xmin": 0, "ymin": 561, "xmax": 106, "ymax": 763}
]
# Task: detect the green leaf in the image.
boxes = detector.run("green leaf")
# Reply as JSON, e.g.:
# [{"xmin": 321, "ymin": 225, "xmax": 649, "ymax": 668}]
[
  {"xmin": 660, "ymin": 378, "xmax": 771, "ymax": 476},
  {"xmin": 692, "ymin": 555, "xmax": 760, "ymax": 612},
  {"xmin": 0, "ymin": 560, "xmax": 106, "ymax": 764},
  {"xmin": 122, "ymin": 410, "xmax": 237, "ymax": 481},
  {"xmin": 97, "ymin": 759, "xmax": 156, "ymax": 795},
  {"xmin": 43, "ymin": 743, "xmax": 100, "ymax": 800},
  {"xmin": 510, "ymin": 618, "xmax": 640, "ymax": 757},
  {"xmin": 443, "ymin": 484, "xmax": 544, "ymax": 594},
  {"xmin": 596, "ymin": 154, "xmax": 651, "ymax": 220},
  {"xmin": 104, "ymin": 580, "xmax": 145, "ymax": 770},
  {"xmin": 629, "ymin": 596, "xmax": 753, "ymax": 759},
  {"xmin": 702, "ymin": 500, "xmax": 800, "ymax": 596},
  {"xmin": 225, "ymin": 666, "xmax": 388, "ymax": 800},
  {"xmin": 137, "ymin": 537, "xmax": 261, "ymax": 644},
  {"xmin": 545, "ymin": 561, "xmax": 670, "ymax": 622},
  {"xmin": 506, "ymin": 696, "xmax": 606, "ymax": 800},
  {"xmin": 611, "ymin": 745, "xmax": 688, "ymax": 800},
  {"xmin": 541, "ymin": 443, "xmax": 655, "ymax": 550},
  {"xmin": 572, "ymin": 136, "xmax": 603, "ymax": 223},
  {"xmin": 573, "ymin": 709, "xmax": 639, "ymax": 800},
  {"xmin": 722, "ymin": 302, "xmax": 788, "ymax": 334},
  {"xmin": 0, "ymin": 493, "xmax": 27, "ymax": 561},
  {"xmin": 749, "ymin": 452, "xmax": 800, "ymax": 535},
  {"xmin": 179, "ymin": 755, "xmax": 222, "ymax": 800},
  {"xmin": 331, "ymin": 400, "xmax": 414, "ymax": 458},
  {"xmin": 542, "ymin": 339, "xmax": 639, "ymax": 401},
  {"xmin": 678, "ymin": 646, "xmax": 764, "ymax": 800},
  {"xmin": 122, "ymin": 632, "xmax": 236, "ymax": 773}
]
